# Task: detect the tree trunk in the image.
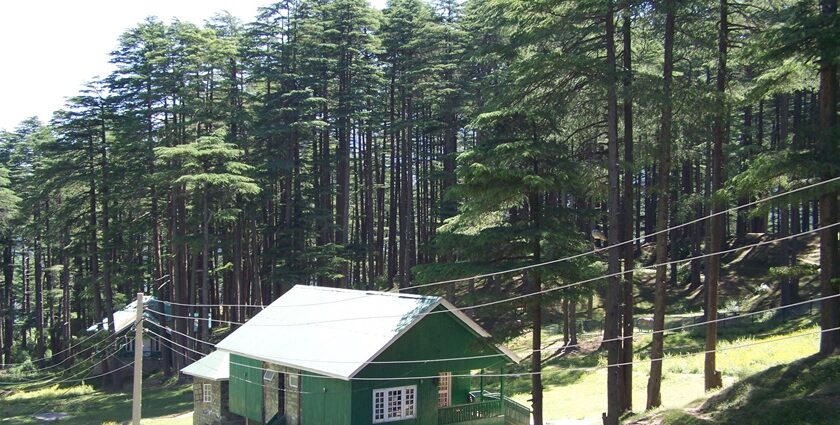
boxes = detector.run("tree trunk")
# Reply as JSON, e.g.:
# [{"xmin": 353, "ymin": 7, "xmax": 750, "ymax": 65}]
[
  {"xmin": 603, "ymin": 3, "xmax": 622, "ymax": 424},
  {"xmin": 2, "ymin": 238, "xmax": 12, "ymax": 366},
  {"xmin": 61, "ymin": 226, "xmax": 72, "ymax": 366},
  {"xmin": 647, "ymin": 0, "xmax": 674, "ymax": 409},
  {"xmin": 387, "ymin": 73, "xmax": 399, "ymax": 287},
  {"xmin": 529, "ymin": 176, "xmax": 543, "ymax": 425},
  {"xmin": 336, "ymin": 46, "xmax": 351, "ymax": 288},
  {"xmin": 201, "ymin": 187, "xmax": 211, "ymax": 347},
  {"xmin": 100, "ymin": 136, "xmax": 119, "ymax": 390},
  {"xmin": 705, "ymin": 0, "xmax": 727, "ymax": 391},
  {"xmin": 736, "ymin": 104, "xmax": 752, "ymax": 238},
  {"xmin": 21, "ymin": 250, "xmax": 29, "ymax": 350},
  {"xmin": 34, "ymin": 211, "xmax": 46, "ymax": 366},
  {"xmin": 569, "ymin": 299, "xmax": 578, "ymax": 347},
  {"xmin": 818, "ymin": 0, "xmax": 839, "ymax": 355},
  {"xmin": 620, "ymin": 1, "xmax": 635, "ymax": 412},
  {"xmin": 778, "ymin": 95, "xmax": 796, "ymax": 306},
  {"xmin": 645, "ymin": 165, "xmax": 658, "ymax": 243}
]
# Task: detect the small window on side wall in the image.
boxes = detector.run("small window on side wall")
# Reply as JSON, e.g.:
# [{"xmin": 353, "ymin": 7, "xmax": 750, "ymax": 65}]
[
  {"xmin": 202, "ymin": 383, "xmax": 212, "ymax": 403},
  {"xmin": 150, "ymin": 337, "xmax": 160, "ymax": 352},
  {"xmin": 289, "ymin": 373, "xmax": 299, "ymax": 389},
  {"xmin": 264, "ymin": 370, "xmax": 277, "ymax": 382}
]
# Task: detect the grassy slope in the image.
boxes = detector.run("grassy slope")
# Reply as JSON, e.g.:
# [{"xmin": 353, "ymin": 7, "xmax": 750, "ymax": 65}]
[
  {"xmin": 657, "ymin": 355, "xmax": 840, "ymax": 425},
  {"xmin": 0, "ymin": 375, "xmax": 192, "ymax": 425},
  {"xmin": 505, "ymin": 235, "xmax": 826, "ymax": 423},
  {"xmin": 509, "ymin": 325, "xmax": 822, "ymax": 422}
]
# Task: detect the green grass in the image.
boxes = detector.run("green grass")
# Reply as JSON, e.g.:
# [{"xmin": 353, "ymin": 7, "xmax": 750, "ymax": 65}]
[
  {"xmin": 658, "ymin": 355, "xmax": 840, "ymax": 425},
  {"xmin": 0, "ymin": 375, "xmax": 192, "ymax": 425},
  {"xmin": 501, "ymin": 236, "xmax": 827, "ymax": 423},
  {"xmin": 512, "ymin": 365, "xmax": 723, "ymax": 422},
  {"xmin": 507, "ymin": 325, "xmax": 823, "ymax": 423}
]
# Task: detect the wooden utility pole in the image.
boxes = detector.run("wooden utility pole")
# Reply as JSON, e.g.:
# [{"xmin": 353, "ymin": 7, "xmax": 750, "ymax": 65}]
[{"xmin": 132, "ymin": 293, "xmax": 144, "ymax": 425}]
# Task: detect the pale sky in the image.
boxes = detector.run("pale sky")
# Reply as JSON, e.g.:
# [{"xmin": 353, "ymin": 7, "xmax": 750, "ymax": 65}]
[{"xmin": 0, "ymin": 0, "xmax": 387, "ymax": 131}]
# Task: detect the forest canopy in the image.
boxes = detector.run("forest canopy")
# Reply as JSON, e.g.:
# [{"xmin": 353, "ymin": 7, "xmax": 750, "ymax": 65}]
[{"xmin": 0, "ymin": 0, "xmax": 838, "ymax": 423}]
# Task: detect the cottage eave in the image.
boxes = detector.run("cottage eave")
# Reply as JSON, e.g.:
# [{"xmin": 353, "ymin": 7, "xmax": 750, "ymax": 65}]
[
  {"xmin": 181, "ymin": 350, "xmax": 231, "ymax": 381},
  {"xmin": 225, "ymin": 349, "xmax": 353, "ymax": 381}
]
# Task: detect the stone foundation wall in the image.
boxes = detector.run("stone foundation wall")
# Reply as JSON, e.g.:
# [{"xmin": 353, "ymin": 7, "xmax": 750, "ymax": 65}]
[
  {"xmin": 263, "ymin": 363, "xmax": 281, "ymax": 422},
  {"xmin": 282, "ymin": 367, "xmax": 300, "ymax": 425},
  {"xmin": 192, "ymin": 379, "xmax": 242, "ymax": 425},
  {"xmin": 260, "ymin": 362, "xmax": 301, "ymax": 425}
]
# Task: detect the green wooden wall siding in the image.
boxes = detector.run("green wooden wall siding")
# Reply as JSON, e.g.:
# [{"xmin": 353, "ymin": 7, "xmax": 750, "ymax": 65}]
[
  {"xmin": 346, "ymin": 307, "xmax": 514, "ymax": 424},
  {"xmin": 229, "ymin": 307, "xmax": 513, "ymax": 424},
  {"xmin": 350, "ymin": 378, "xmax": 436, "ymax": 425},
  {"xmin": 357, "ymin": 306, "xmax": 508, "ymax": 380},
  {"xmin": 300, "ymin": 373, "xmax": 353, "ymax": 425},
  {"xmin": 229, "ymin": 354, "xmax": 264, "ymax": 423}
]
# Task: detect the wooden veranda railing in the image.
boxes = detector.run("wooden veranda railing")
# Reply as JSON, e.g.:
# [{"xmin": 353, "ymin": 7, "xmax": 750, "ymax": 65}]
[
  {"xmin": 466, "ymin": 391, "xmax": 531, "ymax": 425},
  {"xmin": 438, "ymin": 399, "xmax": 502, "ymax": 425},
  {"xmin": 502, "ymin": 397, "xmax": 530, "ymax": 425}
]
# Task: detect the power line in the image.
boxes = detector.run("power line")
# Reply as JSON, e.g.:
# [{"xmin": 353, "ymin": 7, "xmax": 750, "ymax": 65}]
[
  {"xmin": 0, "ymin": 332, "xmax": 134, "ymax": 385},
  {"xmin": 158, "ymin": 339, "xmax": 199, "ymax": 364},
  {"xmin": 1, "ymin": 337, "xmax": 135, "ymax": 388},
  {"xmin": 155, "ymin": 176, "xmax": 840, "ymax": 311},
  {"xmin": 145, "ymin": 329, "xmax": 208, "ymax": 360},
  {"xmin": 23, "ymin": 360, "xmax": 135, "ymax": 423},
  {"xmin": 147, "ymin": 292, "xmax": 838, "ymax": 366},
  {"xmin": 227, "ymin": 373, "xmax": 314, "ymax": 395},
  {"xmin": 401, "ymin": 175, "xmax": 840, "ymax": 291},
  {"xmin": 222, "ymin": 326, "xmax": 837, "ymax": 381},
  {"xmin": 48, "ymin": 359, "xmax": 135, "ymax": 387},
  {"xmin": 0, "ymin": 329, "xmax": 107, "ymax": 368},
  {"xmin": 10, "ymin": 342, "xmax": 133, "ymax": 389},
  {"xmin": 1, "ymin": 330, "xmax": 128, "ymax": 377},
  {"xmin": 148, "ymin": 329, "xmax": 312, "ymax": 394},
  {"xmin": 152, "ymin": 222, "xmax": 840, "ymax": 328}
]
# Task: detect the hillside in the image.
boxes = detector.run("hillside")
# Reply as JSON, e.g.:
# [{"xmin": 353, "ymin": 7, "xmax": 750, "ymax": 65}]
[
  {"xmin": 633, "ymin": 355, "xmax": 840, "ymax": 425},
  {"xmin": 499, "ymin": 233, "xmax": 830, "ymax": 424}
]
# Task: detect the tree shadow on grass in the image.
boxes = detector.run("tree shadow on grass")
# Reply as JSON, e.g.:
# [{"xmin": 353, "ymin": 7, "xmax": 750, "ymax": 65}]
[
  {"xmin": 696, "ymin": 354, "xmax": 840, "ymax": 425},
  {"xmin": 504, "ymin": 348, "xmax": 603, "ymax": 395},
  {"xmin": 0, "ymin": 377, "xmax": 192, "ymax": 425}
]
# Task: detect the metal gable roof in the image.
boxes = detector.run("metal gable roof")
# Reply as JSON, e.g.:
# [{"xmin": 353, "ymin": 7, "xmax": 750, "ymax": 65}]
[
  {"xmin": 85, "ymin": 295, "xmax": 163, "ymax": 334},
  {"xmin": 215, "ymin": 286, "xmax": 519, "ymax": 380},
  {"xmin": 216, "ymin": 286, "xmax": 440, "ymax": 379},
  {"xmin": 181, "ymin": 350, "xmax": 230, "ymax": 381}
]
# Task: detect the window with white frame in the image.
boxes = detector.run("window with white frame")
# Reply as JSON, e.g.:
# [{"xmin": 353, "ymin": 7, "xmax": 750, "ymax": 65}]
[
  {"xmin": 288, "ymin": 373, "xmax": 299, "ymax": 389},
  {"xmin": 202, "ymin": 383, "xmax": 212, "ymax": 403},
  {"xmin": 373, "ymin": 385, "xmax": 416, "ymax": 423},
  {"xmin": 264, "ymin": 370, "xmax": 277, "ymax": 382},
  {"xmin": 149, "ymin": 337, "xmax": 160, "ymax": 352},
  {"xmin": 438, "ymin": 372, "xmax": 452, "ymax": 408}
]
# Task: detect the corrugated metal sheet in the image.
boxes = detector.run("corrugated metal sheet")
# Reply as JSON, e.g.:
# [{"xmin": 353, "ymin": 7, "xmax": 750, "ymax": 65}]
[
  {"xmin": 216, "ymin": 286, "xmax": 441, "ymax": 379},
  {"xmin": 181, "ymin": 350, "xmax": 229, "ymax": 381}
]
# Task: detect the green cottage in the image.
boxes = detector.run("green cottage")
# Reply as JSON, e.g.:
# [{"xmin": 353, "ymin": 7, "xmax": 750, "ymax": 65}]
[
  {"xmin": 86, "ymin": 295, "xmax": 167, "ymax": 375},
  {"xmin": 215, "ymin": 286, "xmax": 530, "ymax": 425}
]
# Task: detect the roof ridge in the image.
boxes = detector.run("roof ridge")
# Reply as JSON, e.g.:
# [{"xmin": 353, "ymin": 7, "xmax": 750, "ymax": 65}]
[{"xmin": 298, "ymin": 285, "xmax": 441, "ymax": 301}]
